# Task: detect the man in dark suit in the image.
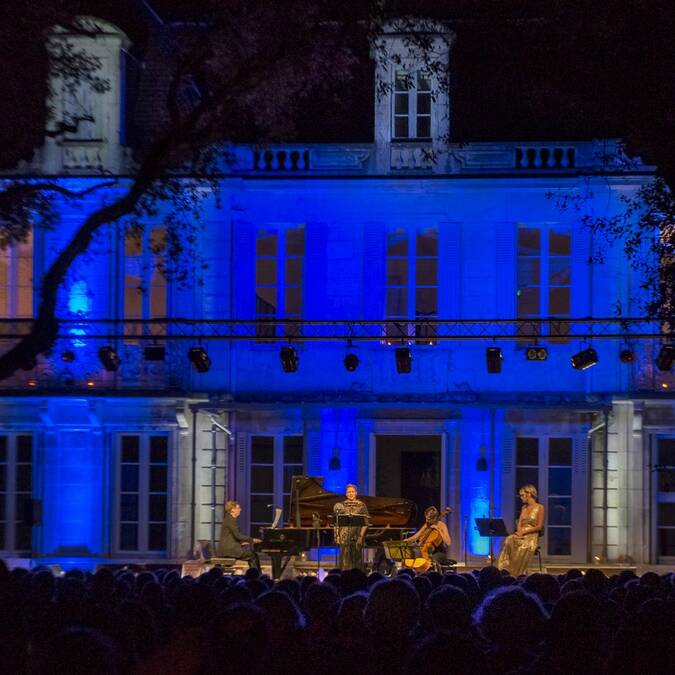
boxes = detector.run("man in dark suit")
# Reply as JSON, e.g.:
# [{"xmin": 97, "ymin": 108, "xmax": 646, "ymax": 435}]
[{"xmin": 217, "ymin": 500, "xmax": 261, "ymax": 570}]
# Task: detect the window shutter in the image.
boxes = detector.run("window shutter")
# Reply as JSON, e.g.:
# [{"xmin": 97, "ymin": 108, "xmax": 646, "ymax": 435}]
[
  {"xmin": 571, "ymin": 226, "xmax": 591, "ymax": 318},
  {"xmin": 235, "ymin": 432, "xmax": 249, "ymax": 532},
  {"xmin": 439, "ymin": 222, "xmax": 461, "ymax": 318},
  {"xmin": 233, "ymin": 220, "xmax": 256, "ymax": 320},
  {"xmin": 573, "ymin": 436, "xmax": 587, "ymax": 475},
  {"xmin": 501, "ymin": 429, "xmax": 515, "ymax": 524},
  {"xmin": 495, "ymin": 222, "xmax": 516, "ymax": 319},
  {"xmin": 304, "ymin": 221, "xmax": 328, "ymax": 319},
  {"xmin": 306, "ymin": 430, "xmax": 321, "ymax": 476},
  {"xmin": 362, "ymin": 221, "xmax": 386, "ymax": 320}
]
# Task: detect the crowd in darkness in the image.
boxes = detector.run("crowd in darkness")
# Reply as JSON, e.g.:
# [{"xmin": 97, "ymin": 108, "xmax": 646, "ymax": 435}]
[{"xmin": 0, "ymin": 559, "xmax": 673, "ymax": 675}]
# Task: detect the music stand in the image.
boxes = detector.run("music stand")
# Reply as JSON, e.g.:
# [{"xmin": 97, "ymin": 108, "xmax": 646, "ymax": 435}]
[
  {"xmin": 335, "ymin": 514, "xmax": 367, "ymax": 528},
  {"xmin": 382, "ymin": 540, "xmax": 422, "ymax": 567},
  {"xmin": 475, "ymin": 517, "xmax": 509, "ymax": 565}
]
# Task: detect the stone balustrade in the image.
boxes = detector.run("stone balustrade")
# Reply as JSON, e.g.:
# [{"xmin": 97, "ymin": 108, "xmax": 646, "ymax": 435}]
[{"xmin": 515, "ymin": 145, "xmax": 576, "ymax": 169}]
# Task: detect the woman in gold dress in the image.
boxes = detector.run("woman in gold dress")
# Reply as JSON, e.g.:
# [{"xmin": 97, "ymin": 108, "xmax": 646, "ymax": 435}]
[{"xmin": 497, "ymin": 484, "xmax": 545, "ymax": 576}]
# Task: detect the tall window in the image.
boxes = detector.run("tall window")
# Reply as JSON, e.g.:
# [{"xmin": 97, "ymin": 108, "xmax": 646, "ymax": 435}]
[
  {"xmin": 255, "ymin": 225, "xmax": 305, "ymax": 338},
  {"xmin": 655, "ymin": 438, "xmax": 675, "ymax": 560},
  {"xmin": 116, "ymin": 434, "xmax": 169, "ymax": 554},
  {"xmin": 385, "ymin": 226, "xmax": 438, "ymax": 342},
  {"xmin": 393, "ymin": 70, "xmax": 432, "ymax": 140},
  {"xmin": 515, "ymin": 436, "xmax": 574, "ymax": 557},
  {"xmin": 0, "ymin": 434, "xmax": 33, "ymax": 553},
  {"xmin": 248, "ymin": 435, "xmax": 304, "ymax": 537},
  {"xmin": 62, "ymin": 79, "xmax": 103, "ymax": 141},
  {"xmin": 0, "ymin": 232, "xmax": 33, "ymax": 319},
  {"xmin": 517, "ymin": 225, "xmax": 571, "ymax": 338},
  {"xmin": 124, "ymin": 227, "xmax": 167, "ymax": 341}
]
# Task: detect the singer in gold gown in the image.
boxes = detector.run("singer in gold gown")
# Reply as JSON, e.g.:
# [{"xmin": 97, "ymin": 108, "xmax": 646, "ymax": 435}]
[{"xmin": 497, "ymin": 484, "xmax": 545, "ymax": 576}]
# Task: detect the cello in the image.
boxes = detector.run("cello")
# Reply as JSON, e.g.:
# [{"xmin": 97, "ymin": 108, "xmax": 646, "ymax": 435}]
[{"xmin": 403, "ymin": 507, "xmax": 452, "ymax": 572}]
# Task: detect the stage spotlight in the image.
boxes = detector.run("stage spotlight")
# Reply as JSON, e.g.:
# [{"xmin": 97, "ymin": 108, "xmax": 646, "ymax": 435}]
[
  {"xmin": 188, "ymin": 346, "xmax": 211, "ymax": 373},
  {"xmin": 526, "ymin": 346, "xmax": 548, "ymax": 361},
  {"xmin": 571, "ymin": 347, "xmax": 598, "ymax": 370},
  {"xmin": 344, "ymin": 353, "xmax": 360, "ymax": 372},
  {"xmin": 61, "ymin": 350, "xmax": 76, "ymax": 363},
  {"xmin": 486, "ymin": 347, "xmax": 503, "ymax": 373},
  {"xmin": 395, "ymin": 347, "xmax": 412, "ymax": 373},
  {"xmin": 619, "ymin": 349, "xmax": 635, "ymax": 363},
  {"xmin": 280, "ymin": 346, "xmax": 299, "ymax": 372},
  {"xmin": 144, "ymin": 345, "xmax": 166, "ymax": 361},
  {"xmin": 656, "ymin": 344, "xmax": 675, "ymax": 371},
  {"xmin": 98, "ymin": 346, "xmax": 120, "ymax": 372}
]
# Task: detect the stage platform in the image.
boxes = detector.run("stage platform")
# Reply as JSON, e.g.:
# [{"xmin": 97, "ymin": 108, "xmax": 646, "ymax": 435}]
[{"xmin": 2, "ymin": 555, "xmax": 671, "ymax": 578}]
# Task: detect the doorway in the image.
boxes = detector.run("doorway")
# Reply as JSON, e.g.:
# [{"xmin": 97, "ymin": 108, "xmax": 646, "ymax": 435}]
[{"xmin": 375, "ymin": 435, "xmax": 441, "ymax": 528}]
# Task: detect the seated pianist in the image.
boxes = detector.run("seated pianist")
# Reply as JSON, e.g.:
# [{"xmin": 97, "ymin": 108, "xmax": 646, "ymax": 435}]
[{"xmin": 217, "ymin": 500, "xmax": 262, "ymax": 571}]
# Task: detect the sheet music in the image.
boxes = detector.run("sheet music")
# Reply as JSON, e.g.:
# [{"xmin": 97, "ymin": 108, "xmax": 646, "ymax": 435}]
[{"xmin": 271, "ymin": 507, "xmax": 283, "ymax": 528}]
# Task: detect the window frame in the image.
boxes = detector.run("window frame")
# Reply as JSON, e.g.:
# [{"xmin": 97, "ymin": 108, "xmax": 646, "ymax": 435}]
[
  {"xmin": 513, "ymin": 434, "xmax": 581, "ymax": 561},
  {"xmin": 122, "ymin": 226, "xmax": 168, "ymax": 343},
  {"xmin": 516, "ymin": 224, "xmax": 572, "ymax": 341},
  {"xmin": 384, "ymin": 225, "xmax": 439, "ymax": 344},
  {"xmin": 0, "ymin": 232, "xmax": 33, "ymax": 320},
  {"xmin": 248, "ymin": 434, "xmax": 305, "ymax": 537},
  {"xmin": 255, "ymin": 224, "xmax": 305, "ymax": 339},
  {"xmin": 653, "ymin": 435, "xmax": 675, "ymax": 563},
  {"xmin": 391, "ymin": 69, "xmax": 433, "ymax": 141},
  {"xmin": 113, "ymin": 432, "xmax": 171, "ymax": 557},
  {"xmin": 0, "ymin": 433, "xmax": 35, "ymax": 555}
]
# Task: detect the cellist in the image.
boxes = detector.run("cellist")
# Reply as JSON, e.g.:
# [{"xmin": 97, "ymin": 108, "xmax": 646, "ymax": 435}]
[{"xmin": 404, "ymin": 506, "xmax": 452, "ymax": 568}]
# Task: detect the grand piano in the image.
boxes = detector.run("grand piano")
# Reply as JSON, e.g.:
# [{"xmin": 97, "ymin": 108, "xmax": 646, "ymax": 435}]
[{"xmin": 259, "ymin": 476, "xmax": 416, "ymax": 578}]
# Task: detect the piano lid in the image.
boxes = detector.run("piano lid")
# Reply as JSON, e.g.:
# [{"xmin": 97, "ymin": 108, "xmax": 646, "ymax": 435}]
[{"xmin": 288, "ymin": 476, "xmax": 416, "ymax": 528}]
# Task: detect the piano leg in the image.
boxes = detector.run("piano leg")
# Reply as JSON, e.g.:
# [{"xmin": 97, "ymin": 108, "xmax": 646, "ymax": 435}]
[{"xmin": 269, "ymin": 553, "xmax": 283, "ymax": 580}]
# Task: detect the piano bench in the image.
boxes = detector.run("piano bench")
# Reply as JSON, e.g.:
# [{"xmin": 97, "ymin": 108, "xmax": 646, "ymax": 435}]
[{"xmin": 209, "ymin": 557, "xmax": 238, "ymax": 573}]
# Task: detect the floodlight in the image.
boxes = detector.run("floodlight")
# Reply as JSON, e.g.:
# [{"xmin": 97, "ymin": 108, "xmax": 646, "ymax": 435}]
[
  {"xmin": 571, "ymin": 347, "xmax": 598, "ymax": 370},
  {"xmin": 98, "ymin": 346, "xmax": 120, "ymax": 372},
  {"xmin": 486, "ymin": 347, "xmax": 503, "ymax": 373},
  {"xmin": 656, "ymin": 344, "xmax": 675, "ymax": 371},
  {"xmin": 188, "ymin": 347, "xmax": 211, "ymax": 373},
  {"xmin": 280, "ymin": 346, "xmax": 299, "ymax": 373},
  {"xmin": 395, "ymin": 347, "xmax": 412, "ymax": 373}
]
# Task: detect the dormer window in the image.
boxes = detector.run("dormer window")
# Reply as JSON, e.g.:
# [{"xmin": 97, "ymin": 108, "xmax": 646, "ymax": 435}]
[{"xmin": 393, "ymin": 71, "xmax": 432, "ymax": 140}]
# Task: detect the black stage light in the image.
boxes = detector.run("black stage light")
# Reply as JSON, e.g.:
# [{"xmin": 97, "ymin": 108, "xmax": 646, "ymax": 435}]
[
  {"xmin": 571, "ymin": 347, "xmax": 598, "ymax": 370},
  {"xmin": 526, "ymin": 346, "xmax": 548, "ymax": 361},
  {"xmin": 144, "ymin": 345, "xmax": 166, "ymax": 361},
  {"xmin": 98, "ymin": 346, "xmax": 120, "ymax": 372},
  {"xmin": 486, "ymin": 347, "xmax": 503, "ymax": 373},
  {"xmin": 188, "ymin": 346, "xmax": 211, "ymax": 373},
  {"xmin": 619, "ymin": 349, "xmax": 635, "ymax": 364},
  {"xmin": 280, "ymin": 346, "xmax": 299, "ymax": 372},
  {"xmin": 656, "ymin": 344, "xmax": 675, "ymax": 371},
  {"xmin": 395, "ymin": 347, "xmax": 412, "ymax": 373},
  {"xmin": 344, "ymin": 353, "xmax": 360, "ymax": 372},
  {"xmin": 61, "ymin": 350, "xmax": 76, "ymax": 363}
]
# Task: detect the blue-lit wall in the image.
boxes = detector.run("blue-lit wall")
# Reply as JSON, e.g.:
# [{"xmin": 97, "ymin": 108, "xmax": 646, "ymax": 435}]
[
  {"xmin": 4, "ymin": 172, "xmax": 656, "ymax": 565},
  {"xmin": 40, "ymin": 175, "xmax": 653, "ymax": 399}
]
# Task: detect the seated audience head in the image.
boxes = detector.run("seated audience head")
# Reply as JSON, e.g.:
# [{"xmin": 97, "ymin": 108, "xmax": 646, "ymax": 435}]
[{"xmin": 364, "ymin": 578, "xmax": 420, "ymax": 641}]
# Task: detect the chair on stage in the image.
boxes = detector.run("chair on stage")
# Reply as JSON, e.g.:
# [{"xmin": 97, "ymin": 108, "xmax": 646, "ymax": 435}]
[
  {"xmin": 433, "ymin": 557, "xmax": 458, "ymax": 574},
  {"xmin": 533, "ymin": 529, "xmax": 544, "ymax": 572}
]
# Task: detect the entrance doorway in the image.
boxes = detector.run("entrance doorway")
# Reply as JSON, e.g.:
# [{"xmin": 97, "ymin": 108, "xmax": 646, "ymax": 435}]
[{"xmin": 375, "ymin": 435, "xmax": 441, "ymax": 529}]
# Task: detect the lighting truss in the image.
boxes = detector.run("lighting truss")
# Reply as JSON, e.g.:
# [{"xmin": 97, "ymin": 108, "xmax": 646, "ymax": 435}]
[{"xmin": 0, "ymin": 317, "xmax": 669, "ymax": 342}]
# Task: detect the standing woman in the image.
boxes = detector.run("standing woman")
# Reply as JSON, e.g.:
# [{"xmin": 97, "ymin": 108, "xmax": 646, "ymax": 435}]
[
  {"xmin": 333, "ymin": 483, "xmax": 369, "ymax": 570},
  {"xmin": 496, "ymin": 484, "xmax": 544, "ymax": 576}
]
